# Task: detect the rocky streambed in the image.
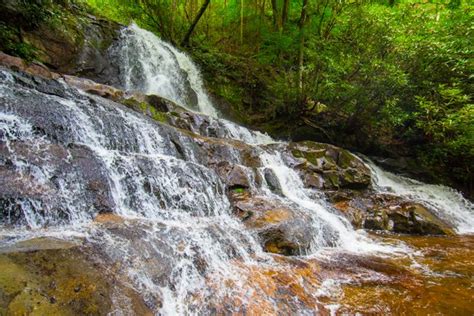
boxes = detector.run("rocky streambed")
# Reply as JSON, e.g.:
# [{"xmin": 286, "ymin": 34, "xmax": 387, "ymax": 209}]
[{"xmin": 0, "ymin": 48, "xmax": 473, "ymax": 314}]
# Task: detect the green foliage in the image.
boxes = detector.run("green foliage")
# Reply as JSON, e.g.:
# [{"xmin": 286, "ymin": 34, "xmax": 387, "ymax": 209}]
[
  {"xmin": 0, "ymin": 23, "xmax": 37, "ymax": 61},
  {"xmin": 58, "ymin": 0, "xmax": 474, "ymax": 190}
]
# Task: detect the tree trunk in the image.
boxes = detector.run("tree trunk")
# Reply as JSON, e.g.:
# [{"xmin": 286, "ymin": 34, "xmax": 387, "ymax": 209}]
[
  {"xmin": 297, "ymin": 0, "xmax": 308, "ymax": 101},
  {"xmin": 271, "ymin": 0, "xmax": 281, "ymax": 31},
  {"xmin": 281, "ymin": 0, "xmax": 290, "ymax": 28},
  {"xmin": 181, "ymin": 0, "xmax": 211, "ymax": 47},
  {"xmin": 240, "ymin": 0, "xmax": 244, "ymax": 44}
]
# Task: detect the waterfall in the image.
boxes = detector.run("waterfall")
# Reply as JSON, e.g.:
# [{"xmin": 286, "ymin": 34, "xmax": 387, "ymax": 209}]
[
  {"xmin": 365, "ymin": 159, "xmax": 474, "ymax": 234},
  {"xmin": 1, "ymin": 23, "xmax": 473, "ymax": 314},
  {"xmin": 111, "ymin": 23, "xmax": 274, "ymax": 145},
  {"xmin": 111, "ymin": 23, "xmax": 218, "ymax": 117},
  {"xmin": 0, "ymin": 68, "xmax": 266, "ymax": 312}
]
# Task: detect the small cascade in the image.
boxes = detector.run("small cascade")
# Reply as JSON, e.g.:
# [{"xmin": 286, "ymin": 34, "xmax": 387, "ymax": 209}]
[
  {"xmin": 111, "ymin": 23, "xmax": 218, "ymax": 117},
  {"xmin": 365, "ymin": 159, "xmax": 474, "ymax": 234},
  {"xmin": 258, "ymin": 151, "xmax": 395, "ymax": 254}
]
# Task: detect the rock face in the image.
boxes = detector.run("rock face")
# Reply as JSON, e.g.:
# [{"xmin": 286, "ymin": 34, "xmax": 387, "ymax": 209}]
[
  {"xmin": 0, "ymin": 141, "xmax": 114, "ymax": 225},
  {"xmin": 0, "ymin": 1, "xmax": 122, "ymax": 83}
]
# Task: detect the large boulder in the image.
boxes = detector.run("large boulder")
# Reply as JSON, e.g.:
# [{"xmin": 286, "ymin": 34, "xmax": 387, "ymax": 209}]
[{"xmin": 230, "ymin": 191, "xmax": 313, "ymax": 255}]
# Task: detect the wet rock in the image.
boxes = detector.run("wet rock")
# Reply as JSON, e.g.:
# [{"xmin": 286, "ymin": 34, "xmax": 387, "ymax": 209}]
[
  {"xmin": 215, "ymin": 161, "xmax": 251, "ymax": 189},
  {"xmin": 64, "ymin": 75, "xmax": 124, "ymax": 101},
  {"xmin": 263, "ymin": 168, "xmax": 283, "ymax": 195},
  {"xmin": 289, "ymin": 141, "xmax": 371, "ymax": 190},
  {"xmin": 0, "ymin": 239, "xmax": 150, "ymax": 315},
  {"xmin": 0, "ymin": 140, "xmax": 114, "ymax": 225},
  {"xmin": 0, "ymin": 52, "xmax": 60, "ymax": 79},
  {"xmin": 332, "ymin": 194, "xmax": 454, "ymax": 235},
  {"xmin": 231, "ymin": 194, "xmax": 313, "ymax": 255},
  {"xmin": 337, "ymin": 235, "xmax": 474, "ymax": 315},
  {"xmin": 212, "ymin": 256, "xmax": 326, "ymax": 315},
  {"xmin": 192, "ymin": 134, "xmax": 261, "ymax": 168}
]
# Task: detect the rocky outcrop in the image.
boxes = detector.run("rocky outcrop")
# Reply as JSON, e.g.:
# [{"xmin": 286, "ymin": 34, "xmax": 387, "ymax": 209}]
[
  {"xmin": 0, "ymin": 1, "xmax": 122, "ymax": 83},
  {"xmin": 1, "ymin": 55, "xmax": 456, "ymax": 238},
  {"xmin": 332, "ymin": 193, "xmax": 454, "ymax": 235},
  {"xmin": 288, "ymin": 141, "xmax": 371, "ymax": 190}
]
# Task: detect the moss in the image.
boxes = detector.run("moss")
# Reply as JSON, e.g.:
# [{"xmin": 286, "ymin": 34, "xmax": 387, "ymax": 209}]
[
  {"xmin": 291, "ymin": 149, "xmax": 326, "ymax": 166},
  {"xmin": 0, "ymin": 23, "xmax": 38, "ymax": 61},
  {"xmin": 151, "ymin": 111, "xmax": 168, "ymax": 123},
  {"xmin": 338, "ymin": 149, "xmax": 356, "ymax": 169},
  {"xmin": 323, "ymin": 171, "xmax": 340, "ymax": 188},
  {"xmin": 232, "ymin": 187, "xmax": 246, "ymax": 194},
  {"xmin": 120, "ymin": 98, "xmax": 170, "ymax": 123}
]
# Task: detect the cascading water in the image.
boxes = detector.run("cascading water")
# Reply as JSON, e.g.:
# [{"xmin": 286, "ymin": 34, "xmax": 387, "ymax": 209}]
[
  {"xmin": 112, "ymin": 23, "xmax": 273, "ymax": 145},
  {"xmin": 1, "ymin": 23, "xmax": 473, "ymax": 314},
  {"xmin": 257, "ymin": 151, "xmax": 394, "ymax": 254},
  {"xmin": 0, "ymin": 68, "xmax": 267, "ymax": 313},
  {"xmin": 365, "ymin": 159, "xmax": 474, "ymax": 234},
  {"xmin": 111, "ymin": 23, "xmax": 217, "ymax": 117},
  {"xmin": 111, "ymin": 25, "xmax": 395, "ymax": 251}
]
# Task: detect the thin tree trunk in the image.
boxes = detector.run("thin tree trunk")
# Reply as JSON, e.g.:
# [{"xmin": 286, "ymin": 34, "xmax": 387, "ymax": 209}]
[
  {"xmin": 281, "ymin": 0, "xmax": 290, "ymax": 28},
  {"xmin": 297, "ymin": 0, "xmax": 308, "ymax": 101},
  {"xmin": 271, "ymin": 0, "xmax": 280, "ymax": 31},
  {"xmin": 240, "ymin": 0, "xmax": 244, "ymax": 44},
  {"xmin": 181, "ymin": 0, "xmax": 211, "ymax": 47},
  {"xmin": 170, "ymin": 0, "xmax": 177, "ymax": 41}
]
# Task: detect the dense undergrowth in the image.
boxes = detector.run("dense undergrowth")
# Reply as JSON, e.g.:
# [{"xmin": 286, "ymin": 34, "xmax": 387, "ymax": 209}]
[{"xmin": 1, "ymin": 0, "xmax": 472, "ymax": 196}]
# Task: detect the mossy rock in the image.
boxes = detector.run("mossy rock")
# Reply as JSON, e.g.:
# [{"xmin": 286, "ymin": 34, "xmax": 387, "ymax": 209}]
[{"xmin": 290, "ymin": 141, "xmax": 371, "ymax": 190}]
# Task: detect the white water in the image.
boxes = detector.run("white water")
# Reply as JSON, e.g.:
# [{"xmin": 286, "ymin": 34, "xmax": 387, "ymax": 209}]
[
  {"xmin": 365, "ymin": 159, "xmax": 474, "ymax": 234},
  {"xmin": 113, "ymin": 23, "xmax": 218, "ymax": 117},
  {"xmin": 113, "ymin": 24, "xmax": 274, "ymax": 145},
  {"xmin": 1, "ymin": 23, "xmax": 473, "ymax": 314},
  {"xmin": 258, "ymin": 151, "xmax": 398, "ymax": 254}
]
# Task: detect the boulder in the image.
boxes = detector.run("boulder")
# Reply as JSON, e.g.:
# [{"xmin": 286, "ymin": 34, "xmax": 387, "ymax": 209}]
[
  {"xmin": 215, "ymin": 161, "xmax": 252, "ymax": 190},
  {"xmin": 263, "ymin": 168, "xmax": 283, "ymax": 195},
  {"xmin": 230, "ymin": 192, "xmax": 313, "ymax": 255}
]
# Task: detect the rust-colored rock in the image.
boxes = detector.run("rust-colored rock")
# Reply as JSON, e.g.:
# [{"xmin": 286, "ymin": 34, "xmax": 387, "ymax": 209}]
[
  {"xmin": 231, "ymin": 193, "xmax": 313, "ymax": 255},
  {"xmin": 0, "ymin": 52, "xmax": 60, "ymax": 79}
]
